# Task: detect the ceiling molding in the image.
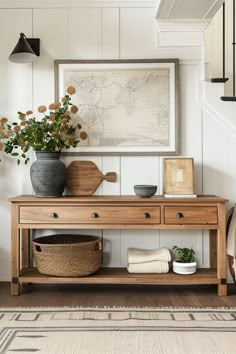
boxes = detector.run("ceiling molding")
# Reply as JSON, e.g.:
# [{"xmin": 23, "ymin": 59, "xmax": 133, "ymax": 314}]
[
  {"xmin": 0, "ymin": 0, "xmax": 156, "ymax": 8},
  {"xmin": 156, "ymin": 0, "xmax": 224, "ymax": 20},
  {"xmin": 155, "ymin": 0, "xmax": 174, "ymax": 18},
  {"xmin": 203, "ymin": 0, "xmax": 224, "ymax": 19}
]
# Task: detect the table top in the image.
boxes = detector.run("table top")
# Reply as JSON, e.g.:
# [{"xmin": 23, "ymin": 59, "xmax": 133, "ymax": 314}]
[{"xmin": 8, "ymin": 195, "xmax": 229, "ymax": 203}]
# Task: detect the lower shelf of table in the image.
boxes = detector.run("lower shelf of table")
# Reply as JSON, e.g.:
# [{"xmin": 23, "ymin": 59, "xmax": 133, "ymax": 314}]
[{"xmin": 19, "ymin": 267, "xmax": 219, "ymax": 285}]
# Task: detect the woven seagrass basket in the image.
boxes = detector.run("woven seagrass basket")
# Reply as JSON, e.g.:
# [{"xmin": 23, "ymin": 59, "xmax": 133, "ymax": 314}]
[{"xmin": 33, "ymin": 234, "xmax": 102, "ymax": 277}]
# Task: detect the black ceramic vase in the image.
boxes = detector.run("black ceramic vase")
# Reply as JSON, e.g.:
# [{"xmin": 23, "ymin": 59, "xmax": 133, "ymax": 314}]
[{"xmin": 30, "ymin": 151, "xmax": 66, "ymax": 197}]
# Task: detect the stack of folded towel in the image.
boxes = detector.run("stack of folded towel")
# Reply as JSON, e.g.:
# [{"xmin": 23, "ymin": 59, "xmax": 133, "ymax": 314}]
[{"xmin": 127, "ymin": 247, "xmax": 171, "ymax": 273}]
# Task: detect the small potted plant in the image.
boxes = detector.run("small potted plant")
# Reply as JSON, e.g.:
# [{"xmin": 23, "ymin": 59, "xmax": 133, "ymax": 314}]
[{"xmin": 172, "ymin": 245, "xmax": 197, "ymax": 274}]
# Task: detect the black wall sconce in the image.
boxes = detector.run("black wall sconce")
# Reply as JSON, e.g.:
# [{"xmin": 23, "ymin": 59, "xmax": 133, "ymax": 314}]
[{"xmin": 9, "ymin": 33, "xmax": 40, "ymax": 63}]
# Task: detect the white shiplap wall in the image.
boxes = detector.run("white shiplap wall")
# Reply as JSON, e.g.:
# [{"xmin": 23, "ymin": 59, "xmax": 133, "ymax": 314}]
[{"xmin": 0, "ymin": 4, "xmax": 232, "ymax": 281}]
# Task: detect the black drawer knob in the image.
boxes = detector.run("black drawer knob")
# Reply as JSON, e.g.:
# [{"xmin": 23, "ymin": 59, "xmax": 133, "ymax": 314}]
[
  {"xmin": 51, "ymin": 212, "xmax": 58, "ymax": 218},
  {"xmin": 176, "ymin": 212, "xmax": 184, "ymax": 218},
  {"xmin": 144, "ymin": 212, "xmax": 150, "ymax": 218},
  {"xmin": 91, "ymin": 212, "xmax": 99, "ymax": 218}
]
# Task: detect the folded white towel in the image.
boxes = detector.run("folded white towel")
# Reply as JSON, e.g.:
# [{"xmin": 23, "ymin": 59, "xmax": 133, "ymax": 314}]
[
  {"xmin": 127, "ymin": 247, "xmax": 171, "ymax": 264},
  {"xmin": 127, "ymin": 261, "xmax": 170, "ymax": 273}
]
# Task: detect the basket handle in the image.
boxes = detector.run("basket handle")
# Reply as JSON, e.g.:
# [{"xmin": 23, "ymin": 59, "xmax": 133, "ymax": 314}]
[
  {"xmin": 96, "ymin": 240, "xmax": 102, "ymax": 251},
  {"xmin": 35, "ymin": 245, "xmax": 42, "ymax": 252}
]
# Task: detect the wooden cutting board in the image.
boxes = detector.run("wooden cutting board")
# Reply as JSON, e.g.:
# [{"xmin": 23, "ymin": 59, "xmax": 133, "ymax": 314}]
[{"xmin": 66, "ymin": 160, "xmax": 117, "ymax": 196}]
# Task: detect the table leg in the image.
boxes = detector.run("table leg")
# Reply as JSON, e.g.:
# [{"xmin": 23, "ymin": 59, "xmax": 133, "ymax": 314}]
[
  {"xmin": 209, "ymin": 229, "xmax": 217, "ymax": 268},
  {"xmin": 11, "ymin": 204, "xmax": 20, "ymax": 296},
  {"xmin": 22, "ymin": 229, "xmax": 31, "ymax": 269},
  {"xmin": 217, "ymin": 203, "xmax": 227, "ymax": 296}
]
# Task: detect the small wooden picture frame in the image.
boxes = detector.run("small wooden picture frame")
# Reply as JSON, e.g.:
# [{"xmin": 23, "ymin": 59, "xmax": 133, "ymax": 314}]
[{"xmin": 163, "ymin": 158, "xmax": 194, "ymax": 195}]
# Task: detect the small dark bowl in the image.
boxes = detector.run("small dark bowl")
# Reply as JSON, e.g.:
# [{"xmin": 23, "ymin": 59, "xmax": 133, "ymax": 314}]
[{"xmin": 134, "ymin": 185, "xmax": 157, "ymax": 198}]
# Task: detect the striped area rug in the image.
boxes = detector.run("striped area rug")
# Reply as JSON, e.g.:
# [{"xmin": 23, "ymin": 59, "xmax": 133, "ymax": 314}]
[{"xmin": 0, "ymin": 307, "xmax": 236, "ymax": 353}]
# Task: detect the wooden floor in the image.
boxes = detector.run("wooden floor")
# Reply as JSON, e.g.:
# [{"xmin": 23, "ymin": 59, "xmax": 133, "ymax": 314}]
[{"xmin": 1, "ymin": 282, "xmax": 236, "ymax": 307}]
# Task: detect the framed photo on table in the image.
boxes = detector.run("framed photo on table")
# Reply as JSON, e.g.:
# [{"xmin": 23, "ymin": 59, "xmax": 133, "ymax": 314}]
[
  {"xmin": 54, "ymin": 59, "xmax": 179, "ymax": 155},
  {"xmin": 162, "ymin": 157, "xmax": 195, "ymax": 196}
]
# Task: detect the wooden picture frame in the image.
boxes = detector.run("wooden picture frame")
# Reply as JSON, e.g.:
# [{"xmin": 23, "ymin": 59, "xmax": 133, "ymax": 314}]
[
  {"xmin": 163, "ymin": 158, "xmax": 194, "ymax": 195},
  {"xmin": 54, "ymin": 59, "xmax": 179, "ymax": 156}
]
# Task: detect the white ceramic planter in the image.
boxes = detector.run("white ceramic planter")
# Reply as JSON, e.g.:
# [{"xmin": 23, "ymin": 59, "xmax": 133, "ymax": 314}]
[{"xmin": 172, "ymin": 260, "xmax": 197, "ymax": 275}]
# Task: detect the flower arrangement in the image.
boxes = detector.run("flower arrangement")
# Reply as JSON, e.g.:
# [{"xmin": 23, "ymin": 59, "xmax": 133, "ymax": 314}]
[{"xmin": 0, "ymin": 86, "xmax": 87, "ymax": 164}]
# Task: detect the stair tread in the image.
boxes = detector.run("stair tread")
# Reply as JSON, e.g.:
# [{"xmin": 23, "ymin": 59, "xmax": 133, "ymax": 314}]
[{"xmin": 220, "ymin": 96, "xmax": 236, "ymax": 101}]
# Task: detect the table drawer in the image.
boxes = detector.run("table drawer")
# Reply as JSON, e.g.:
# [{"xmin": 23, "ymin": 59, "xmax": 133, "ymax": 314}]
[
  {"xmin": 164, "ymin": 206, "xmax": 218, "ymax": 224},
  {"xmin": 20, "ymin": 206, "xmax": 161, "ymax": 224}
]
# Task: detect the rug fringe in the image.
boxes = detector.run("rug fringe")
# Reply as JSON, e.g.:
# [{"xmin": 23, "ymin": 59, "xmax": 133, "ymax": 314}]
[{"xmin": 0, "ymin": 306, "xmax": 236, "ymax": 311}]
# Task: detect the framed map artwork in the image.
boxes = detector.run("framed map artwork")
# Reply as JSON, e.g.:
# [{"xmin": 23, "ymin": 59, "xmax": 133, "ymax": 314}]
[{"xmin": 54, "ymin": 59, "xmax": 179, "ymax": 155}]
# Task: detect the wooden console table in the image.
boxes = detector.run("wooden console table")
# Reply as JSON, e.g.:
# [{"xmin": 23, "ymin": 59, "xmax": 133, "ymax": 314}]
[{"xmin": 9, "ymin": 195, "xmax": 228, "ymax": 296}]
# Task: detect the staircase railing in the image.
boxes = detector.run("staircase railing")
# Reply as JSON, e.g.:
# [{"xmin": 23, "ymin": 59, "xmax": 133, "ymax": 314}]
[
  {"xmin": 220, "ymin": 0, "xmax": 236, "ymax": 100},
  {"xmin": 208, "ymin": 0, "xmax": 236, "ymax": 101},
  {"xmin": 211, "ymin": 2, "xmax": 228, "ymax": 84}
]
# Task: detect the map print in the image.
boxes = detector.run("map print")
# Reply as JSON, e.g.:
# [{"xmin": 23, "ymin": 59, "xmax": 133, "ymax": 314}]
[{"xmin": 65, "ymin": 68, "xmax": 170, "ymax": 148}]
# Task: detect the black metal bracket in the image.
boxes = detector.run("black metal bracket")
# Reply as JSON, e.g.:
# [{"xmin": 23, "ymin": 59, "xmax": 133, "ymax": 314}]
[
  {"xmin": 220, "ymin": 278, "xmax": 227, "ymax": 285},
  {"xmin": 12, "ymin": 277, "xmax": 19, "ymax": 284},
  {"xmin": 28, "ymin": 38, "xmax": 40, "ymax": 56}
]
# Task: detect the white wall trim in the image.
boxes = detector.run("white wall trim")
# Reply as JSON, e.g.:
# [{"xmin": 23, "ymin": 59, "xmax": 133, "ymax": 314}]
[
  {"xmin": 157, "ymin": 19, "xmax": 210, "ymax": 32},
  {"xmin": 156, "ymin": 20, "xmax": 210, "ymax": 47},
  {"xmin": 200, "ymin": 82, "xmax": 236, "ymax": 139},
  {"xmin": 201, "ymin": 100, "xmax": 236, "ymax": 139},
  {"xmin": 0, "ymin": 0, "xmax": 156, "ymax": 8}
]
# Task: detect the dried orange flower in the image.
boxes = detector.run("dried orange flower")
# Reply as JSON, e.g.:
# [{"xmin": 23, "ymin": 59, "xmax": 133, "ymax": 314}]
[
  {"xmin": 49, "ymin": 103, "xmax": 57, "ymax": 110},
  {"xmin": 60, "ymin": 132, "xmax": 66, "ymax": 140},
  {"xmin": 80, "ymin": 131, "xmax": 88, "ymax": 140},
  {"xmin": 70, "ymin": 105, "xmax": 79, "ymax": 114},
  {"xmin": 66, "ymin": 86, "xmax": 76, "ymax": 95},
  {"xmin": 38, "ymin": 105, "xmax": 47, "ymax": 113},
  {"xmin": 0, "ymin": 117, "xmax": 8, "ymax": 124},
  {"xmin": 50, "ymin": 114, "xmax": 56, "ymax": 122},
  {"xmin": 18, "ymin": 113, "xmax": 26, "ymax": 119},
  {"xmin": 26, "ymin": 110, "xmax": 33, "ymax": 116},
  {"xmin": 17, "ymin": 138, "xmax": 23, "ymax": 145}
]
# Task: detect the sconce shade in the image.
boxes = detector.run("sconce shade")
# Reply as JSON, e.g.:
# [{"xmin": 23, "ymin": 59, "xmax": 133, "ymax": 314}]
[{"xmin": 9, "ymin": 33, "xmax": 40, "ymax": 63}]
